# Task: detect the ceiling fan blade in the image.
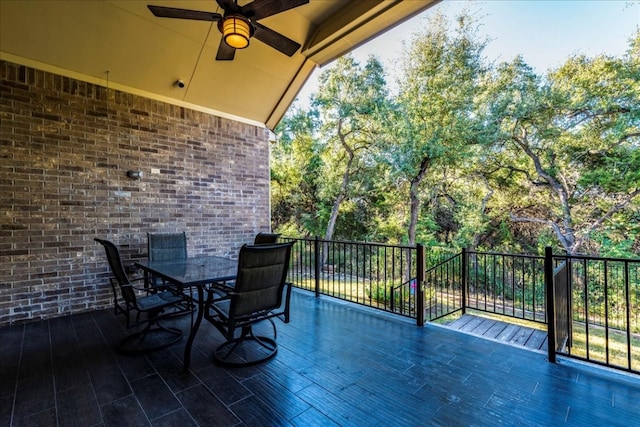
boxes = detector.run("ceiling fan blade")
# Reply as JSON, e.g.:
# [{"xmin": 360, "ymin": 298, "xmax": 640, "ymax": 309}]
[
  {"xmin": 242, "ymin": 0, "xmax": 309, "ymax": 21},
  {"xmin": 215, "ymin": 39, "xmax": 236, "ymax": 61},
  {"xmin": 215, "ymin": 0, "xmax": 240, "ymax": 13},
  {"xmin": 147, "ymin": 5, "xmax": 222, "ymax": 22},
  {"xmin": 253, "ymin": 22, "xmax": 301, "ymax": 57}
]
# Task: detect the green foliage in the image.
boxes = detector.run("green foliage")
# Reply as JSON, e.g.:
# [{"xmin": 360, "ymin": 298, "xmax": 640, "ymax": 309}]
[
  {"xmin": 273, "ymin": 54, "xmax": 393, "ymax": 243},
  {"xmin": 271, "ymin": 108, "xmax": 324, "ymax": 236},
  {"xmin": 479, "ymin": 31, "xmax": 640, "ymax": 254},
  {"xmin": 271, "ymin": 17, "xmax": 639, "ymax": 259},
  {"xmin": 387, "ymin": 9, "xmax": 492, "ymax": 246},
  {"xmin": 312, "ymin": 54, "xmax": 392, "ymax": 243}
]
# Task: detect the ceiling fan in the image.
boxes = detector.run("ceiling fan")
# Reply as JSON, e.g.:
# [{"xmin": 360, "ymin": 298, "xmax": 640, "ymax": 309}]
[{"xmin": 147, "ymin": 0, "xmax": 309, "ymax": 61}]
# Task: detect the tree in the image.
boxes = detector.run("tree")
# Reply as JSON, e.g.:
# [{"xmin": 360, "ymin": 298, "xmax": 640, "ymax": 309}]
[
  {"xmin": 271, "ymin": 107, "xmax": 323, "ymax": 236},
  {"xmin": 271, "ymin": 18, "xmax": 639, "ymax": 259},
  {"xmin": 482, "ymin": 31, "xmax": 640, "ymax": 254},
  {"xmin": 390, "ymin": 10, "xmax": 489, "ymax": 247},
  {"xmin": 312, "ymin": 54, "xmax": 390, "ymax": 244}
]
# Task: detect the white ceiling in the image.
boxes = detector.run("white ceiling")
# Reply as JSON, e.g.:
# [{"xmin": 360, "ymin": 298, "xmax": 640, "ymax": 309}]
[{"xmin": 0, "ymin": 0, "xmax": 438, "ymax": 129}]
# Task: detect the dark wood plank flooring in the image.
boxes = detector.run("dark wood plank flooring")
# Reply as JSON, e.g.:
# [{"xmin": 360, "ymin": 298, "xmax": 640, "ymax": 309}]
[
  {"xmin": 445, "ymin": 313, "xmax": 548, "ymax": 351},
  {"xmin": 2, "ymin": 290, "xmax": 640, "ymax": 426}
]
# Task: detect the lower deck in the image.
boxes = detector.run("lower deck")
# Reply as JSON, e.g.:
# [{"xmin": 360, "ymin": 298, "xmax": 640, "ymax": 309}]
[{"xmin": 445, "ymin": 312, "xmax": 548, "ymax": 352}]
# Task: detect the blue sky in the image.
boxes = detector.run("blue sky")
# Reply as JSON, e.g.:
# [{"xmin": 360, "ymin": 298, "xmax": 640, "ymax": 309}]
[{"xmin": 295, "ymin": 0, "xmax": 639, "ymax": 107}]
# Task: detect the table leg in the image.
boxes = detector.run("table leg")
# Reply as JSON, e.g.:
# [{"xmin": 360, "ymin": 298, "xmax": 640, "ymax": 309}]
[
  {"xmin": 142, "ymin": 270, "xmax": 150, "ymax": 289},
  {"xmin": 183, "ymin": 285, "xmax": 204, "ymax": 372}
]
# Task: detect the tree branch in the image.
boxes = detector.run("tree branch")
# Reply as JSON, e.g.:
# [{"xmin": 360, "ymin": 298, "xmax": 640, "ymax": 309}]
[{"xmin": 573, "ymin": 188, "xmax": 640, "ymax": 252}]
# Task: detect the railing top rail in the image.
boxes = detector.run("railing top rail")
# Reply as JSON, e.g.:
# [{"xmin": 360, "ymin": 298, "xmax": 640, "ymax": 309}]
[
  {"xmin": 282, "ymin": 236, "xmax": 416, "ymax": 251},
  {"xmin": 391, "ymin": 277, "xmax": 417, "ymax": 291},
  {"xmin": 282, "ymin": 237, "xmax": 639, "ymax": 264},
  {"xmin": 552, "ymin": 253, "xmax": 640, "ymax": 263},
  {"xmin": 425, "ymin": 253, "xmax": 462, "ymax": 273},
  {"xmin": 467, "ymin": 250, "xmax": 544, "ymax": 261}
]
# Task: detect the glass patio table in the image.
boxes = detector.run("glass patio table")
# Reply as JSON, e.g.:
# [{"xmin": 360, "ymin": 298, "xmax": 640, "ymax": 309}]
[{"xmin": 134, "ymin": 255, "xmax": 238, "ymax": 371}]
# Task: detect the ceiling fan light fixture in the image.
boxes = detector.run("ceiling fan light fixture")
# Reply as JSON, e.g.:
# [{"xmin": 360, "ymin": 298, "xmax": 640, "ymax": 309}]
[{"xmin": 221, "ymin": 15, "xmax": 252, "ymax": 49}]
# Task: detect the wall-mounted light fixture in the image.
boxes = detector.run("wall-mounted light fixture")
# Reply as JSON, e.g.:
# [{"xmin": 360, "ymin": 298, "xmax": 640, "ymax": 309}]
[{"xmin": 127, "ymin": 170, "xmax": 143, "ymax": 179}]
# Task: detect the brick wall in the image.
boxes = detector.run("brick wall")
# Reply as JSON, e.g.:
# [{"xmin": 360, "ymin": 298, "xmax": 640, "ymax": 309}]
[{"xmin": 0, "ymin": 60, "xmax": 271, "ymax": 327}]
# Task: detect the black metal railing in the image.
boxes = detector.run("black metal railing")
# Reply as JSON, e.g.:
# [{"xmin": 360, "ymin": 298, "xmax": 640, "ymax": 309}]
[
  {"xmin": 422, "ymin": 252, "xmax": 464, "ymax": 321},
  {"xmin": 418, "ymin": 249, "xmax": 548, "ymax": 324},
  {"xmin": 281, "ymin": 236, "xmax": 640, "ymax": 375},
  {"xmin": 466, "ymin": 250, "xmax": 547, "ymax": 324},
  {"xmin": 548, "ymin": 253, "xmax": 640, "ymax": 373},
  {"xmin": 283, "ymin": 237, "xmax": 549, "ymax": 325},
  {"xmin": 282, "ymin": 237, "xmax": 420, "ymax": 320}
]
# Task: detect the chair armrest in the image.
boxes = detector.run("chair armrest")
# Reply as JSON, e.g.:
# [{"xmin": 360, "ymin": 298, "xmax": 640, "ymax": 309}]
[
  {"xmin": 128, "ymin": 277, "xmax": 159, "ymax": 294},
  {"xmin": 206, "ymin": 280, "xmax": 235, "ymax": 297},
  {"xmin": 205, "ymin": 286, "xmax": 233, "ymax": 305}
]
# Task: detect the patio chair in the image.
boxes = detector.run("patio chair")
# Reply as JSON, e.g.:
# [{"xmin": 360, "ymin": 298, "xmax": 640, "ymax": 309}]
[
  {"xmin": 253, "ymin": 232, "xmax": 280, "ymax": 245},
  {"xmin": 95, "ymin": 238, "xmax": 184, "ymax": 353},
  {"xmin": 148, "ymin": 231, "xmax": 187, "ymax": 261},
  {"xmin": 203, "ymin": 242, "xmax": 294, "ymax": 367},
  {"xmin": 147, "ymin": 232, "xmax": 187, "ymax": 287},
  {"xmin": 147, "ymin": 231, "xmax": 196, "ymax": 314}
]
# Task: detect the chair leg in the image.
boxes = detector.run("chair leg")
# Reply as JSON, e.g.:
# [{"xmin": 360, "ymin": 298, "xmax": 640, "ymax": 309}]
[
  {"xmin": 160, "ymin": 289, "xmax": 196, "ymax": 318},
  {"xmin": 250, "ymin": 319, "xmax": 278, "ymax": 344},
  {"xmin": 117, "ymin": 313, "xmax": 182, "ymax": 354},
  {"xmin": 213, "ymin": 321, "xmax": 278, "ymax": 367}
]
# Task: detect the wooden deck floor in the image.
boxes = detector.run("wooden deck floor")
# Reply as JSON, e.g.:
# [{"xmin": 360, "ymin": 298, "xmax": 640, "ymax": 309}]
[
  {"xmin": 2, "ymin": 289, "xmax": 640, "ymax": 426},
  {"xmin": 444, "ymin": 313, "xmax": 548, "ymax": 352}
]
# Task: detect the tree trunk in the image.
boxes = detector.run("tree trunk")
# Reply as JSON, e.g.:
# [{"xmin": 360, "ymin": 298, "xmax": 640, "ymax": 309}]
[
  {"xmin": 323, "ymin": 138, "xmax": 355, "ymax": 265},
  {"xmin": 407, "ymin": 157, "xmax": 431, "ymax": 246},
  {"xmin": 512, "ymin": 135, "xmax": 577, "ymax": 254}
]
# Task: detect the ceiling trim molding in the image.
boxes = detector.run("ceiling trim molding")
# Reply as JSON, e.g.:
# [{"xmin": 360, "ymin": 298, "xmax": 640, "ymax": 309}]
[
  {"xmin": 302, "ymin": 0, "xmax": 439, "ymax": 67},
  {"xmin": 0, "ymin": 51, "xmax": 267, "ymax": 129},
  {"xmin": 265, "ymin": 58, "xmax": 318, "ymax": 130},
  {"xmin": 302, "ymin": 0, "xmax": 390, "ymax": 63}
]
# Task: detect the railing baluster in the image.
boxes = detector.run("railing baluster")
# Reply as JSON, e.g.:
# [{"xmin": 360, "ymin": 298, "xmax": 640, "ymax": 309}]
[
  {"xmin": 314, "ymin": 236, "xmax": 320, "ymax": 297},
  {"xmin": 417, "ymin": 244, "xmax": 424, "ymax": 326},
  {"xmin": 483, "ymin": 252, "xmax": 488, "ymax": 312},
  {"xmin": 461, "ymin": 248, "xmax": 467, "ymax": 315},
  {"xmin": 584, "ymin": 258, "xmax": 590, "ymax": 360},
  {"xmin": 502, "ymin": 254, "xmax": 506, "ymax": 316},
  {"xmin": 604, "ymin": 260, "xmax": 610, "ymax": 365},
  {"xmin": 625, "ymin": 261, "xmax": 632, "ymax": 370},
  {"xmin": 511, "ymin": 256, "xmax": 515, "ymax": 318},
  {"xmin": 530, "ymin": 257, "xmax": 535, "ymax": 321}
]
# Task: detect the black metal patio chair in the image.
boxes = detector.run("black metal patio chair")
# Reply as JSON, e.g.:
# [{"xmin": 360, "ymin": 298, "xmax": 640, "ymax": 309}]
[
  {"xmin": 95, "ymin": 237, "xmax": 185, "ymax": 353},
  {"xmin": 146, "ymin": 231, "xmax": 197, "ymax": 315},
  {"xmin": 203, "ymin": 242, "xmax": 294, "ymax": 367},
  {"xmin": 148, "ymin": 232, "xmax": 187, "ymax": 261},
  {"xmin": 147, "ymin": 232, "xmax": 187, "ymax": 287},
  {"xmin": 253, "ymin": 232, "xmax": 280, "ymax": 245}
]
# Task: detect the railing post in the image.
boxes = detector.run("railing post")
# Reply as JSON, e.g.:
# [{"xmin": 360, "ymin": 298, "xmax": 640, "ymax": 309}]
[
  {"xmin": 314, "ymin": 236, "xmax": 320, "ymax": 298},
  {"xmin": 545, "ymin": 246, "xmax": 557, "ymax": 363},
  {"xmin": 625, "ymin": 260, "xmax": 632, "ymax": 370},
  {"xmin": 416, "ymin": 244, "xmax": 425, "ymax": 326},
  {"xmin": 461, "ymin": 247, "xmax": 467, "ymax": 315}
]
